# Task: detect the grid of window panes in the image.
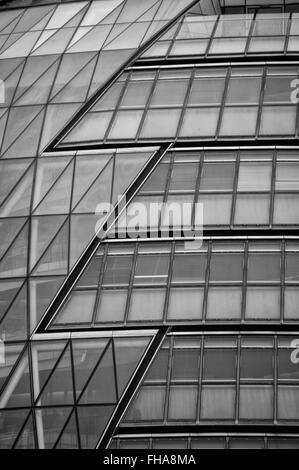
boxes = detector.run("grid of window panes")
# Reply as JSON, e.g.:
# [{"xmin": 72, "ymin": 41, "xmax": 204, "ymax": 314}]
[
  {"xmin": 62, "ymin": 64, "xmax": 299, "ymax": 145},
  {"xmin": 110, "ymin": 434, "xmax": 299, "ymax": 449},
  {"xmin": 123, "ymin": 333, "xmax": 299, "ymax": 425},
  {"xmin": 142, "ymin": 12, "xmax": 299, "ymax": 59},
  {"xmin": 50, "ymin": 237, "xmax": 299, "ymax": 328},
  {"xmin": 122, "ymin": 148, "xmax": 299, "ymax": 229},
  {"xmin": 220, "ymin": 0, "xmax": 299, "ymax": 15},
  {"xmin": 0, "ymin": 333, "xmax": 152, "ymax": 448}
]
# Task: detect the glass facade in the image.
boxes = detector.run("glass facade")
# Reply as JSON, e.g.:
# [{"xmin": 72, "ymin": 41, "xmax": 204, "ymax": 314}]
[{"xmin": 1, "ymin": 0, "xmax": 299, "ymax": 450}]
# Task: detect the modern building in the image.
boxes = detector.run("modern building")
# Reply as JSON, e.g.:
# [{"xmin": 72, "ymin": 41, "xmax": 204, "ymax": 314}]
[{"xmin": 0, "ymin": 0, "xmax": 299, "ymax": 449}]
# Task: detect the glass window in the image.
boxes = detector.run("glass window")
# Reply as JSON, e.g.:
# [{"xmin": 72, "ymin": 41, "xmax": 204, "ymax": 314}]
[
  {"xmin": 108, "ymin": 110, "xmax": 143, "ymax": 140},
  {"xmin": 264, "ymin": 76, "xmax": 295, "ymax": 103},
  {"xmin": 252, "ymin": 15, "xmax": 289, "ymax": 36},
  {"xmin": 140, "ymin": 164, "xmax": 169, "ymax": 193},
  {"xmin": 200, "ymin": 385, "xmax": 235, "ymax": 420},
  {"xmin": 167, "ymin": 287, "xmax": 204, "ymax": 320},
  {"xmin": 198, "ymin": 194, "xmax": 232, "ymax": 225},
  {"xmin": 284, "ymin": 287, "xmax": 299, "ymax": 319},
  {"xmin": 200, "ymin": 163, "xmax": 235, "ymax": 191},
  {"xmin": 209, "ymin": 253, "xmax": 243, "ymax": 282},
  {"xmin": 215, "ymin": 16, "xmax": 253, "ymax": 37},
  {"xmin": 134, "ymin": 254, "xmax": 169, "ymax": 284},
  {"xmin": 168, "ymin": 386, "xmax": 197, "ymax": 420},
  {"xmin": 171, "ymin": 39, "xmax": 208, "ymax": 56},
  {"xmin": 169, "ymin": 163, "xmax": 198, "ymax": 191},
  {"xmin": 278, "ymin": 385, "xmax": 299, "ymax": 420},
  {"xmin": 247, "ymin": 253, "xmax": 281, "ymax": 282},
  {"xmin": 275, "ymin": 163, "xmax": 299, "ymax": 190},
  {"xmin": 121, "ymin": 81, "xmax": 152, "ymax": 108},
  {"xmin": 206, "ymin": 287, "xmax": 242, "ymax": 320},
  {"xmin": 188, "ymin": 78, "xmax": 225, "ymax": 105},
  {"xmin": 102, "ymin": 255, "xmax": 132, "ymax": 285},
  {"xmin": 128, "ymin": 289, "xmax": 165, "ymax": 321},
  {"xmin": 238, "ymin": 162, "xmax": 272, "ymax": 191},
  {"xmin": 64, "ymin": 111, "xmax": 113, "ymax": 143},
  {"xmin": 273, "ymin": 194, "xmax": 299, "ymax": 224},
  {"xmin": 278, "ymin": 349, "xmax": 299, "ymax": 380},
  {"xmin": 55, "ymin": 291, "xmax": 96, "ymax": 324},
  {"xmin": 245, "ymin": 287, "xmax": 280, "ymax": 320},
  {"xmin": 203, "ymin": 349, "xmax": 237, "ymax": 380},
  {"xmin": 96, "ymin": 290, "xmax": 127, "ymax": 323},
  {"xmin": 239, "ymin": 385, "xmax": 273, "ymax": 420},
  {"xmin": 180, "ymin": 107, "xmax": 219, "ymax": 137},
  {"xmin": 249, "ymin": 36, "xmax": 285, "ymax": 53},
  {"xmin": 286, "ymin": 254, "xmax": 299, "ymax": 282},
  {"xmin": 219, "ymin": 107, "xmax": 258, "ymax": 136},
  {"xmin": 234, "ymin": 194, "xmax": 270, "ymax": 225},
  {"xmin": 125, "ymin": 385, "xmax": 166, "ymax": 421},
  {"xmin": 147, "ymin": 349, "xmax": 169, "ymax": 382},
  {"xmin": 140, "ymin": 109, "xmax": 181, "ymax": 138},
  {"xmin": 259, "ymin": 106, "xmax": 296, "ymax": 135},
  {"xmin": 240, "ymin": 349, "xmax": 273, "ymax": 379},
  {"xmin": 209, "ymin": 38, "xmax": 247, "ymax": 54},
  {"xmin": 151, "ymin": 79, "xmax": 189, "ymax": 107},
  {"xmin": 172, "ymin": 253, "xmax": 206, "ymax": 282},
  {"xmin": 172, "ymin": 350, "xmax": 200, "ymax": 380},
  {"xmin": 226, "ymin": 77, "xmax": 262, "ymax": 105}
]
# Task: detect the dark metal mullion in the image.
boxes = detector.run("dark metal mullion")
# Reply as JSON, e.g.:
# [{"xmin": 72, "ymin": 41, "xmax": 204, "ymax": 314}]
[
  {"xmin": 230, "ymin": 151, "xmax": 240, "ymax": 228},
  {"xmin": 295, "ymin": 71, "xmax": 299, "ymax": 138},
  {"xmin": 191, "ymin": 149, "xmax": 203, "ymax": 228},
  {"xmin": 33, "ymin": 339, "xmax": 70, "ymax": 406},
  {"xmin": 0, "ymin": 160, "xmax": 35, "ymax": 215},
  {"xmin": 109, "ymin": 152, "xmax": 117, "ymax": 207},
  {"xmin": 196, "ymin": 336, "xmax": 204, "ymax": 424},
  {"xmin": 244, "ymin": 13, "xmax": 256, "ymax": 55},
  {"xmin": 0, "ymin": 212, "xmax": 28, "ymax": 267},
  {"xmin": 280, "ymin": 240, "xmax": 286, "ymax": 324},
  {"xmin": 274, "ymin": 335, "xmax": 278, "ymax": 424},
  {"xmin": 135, "ymin": 70, "xmax": 159, "ymax": 141},
  {"xmin": 158, "ymin": 152, "xmax": 174, "ymax": 230},
  {"xmin": 284, "ymin": 13, "xmax": 292, "ymax": 54},
  {"xmin": 163, "ymin": 336, "xmax": 173, "ymax": 423},
  {"xmin": 215, "ymin": 67, "xmax": 231, "ymax": 139},
  {"xmin": 111, "ymin": 339, "xmax": 120, "ymax": 402},
  {"xmin": 235, "ymin": 335, "xmax": 241, "ymax": 424},
  {"xmin": 162, "ymin": 240, "xmax": 175, "ymax": 324},
  {"xmin": 205, "ymin": 16, "xmax": 220, "ymax": 57},
  {"xmin": 241, "ymin": 239, "xmax": 249, "ymax": 323},
  {"xmin": 123, "ymin": 242, "xmax": 139, "ymax": 324},
  {"xmin": 91, "ymin": 246, "xmax": 108, "ymax": 326},
  {"xmin": 202, "ymin": 240, "xmax": 212, "ymax": 323},
  {"xmin": 0, "ymin": 337, "xmax": 28, "ymax": 398},
  {"xmin": 102, "ymin": 71, "xmax": 131, "ymax": 142},
  {"xmin": 269, "ymin": 149, "xmax": 277, "ymax": 227},
  {"xmin": 75, "ymin": 338, "xmax": 111, "ymax": 404},
  {"xmin": 175, "ymin": 67, "xmax": 196, "ymax": 141},
  {"xmin": 255, "ymin": 65, "xmax": 267, "ymax": 137},
  {"xmin": 166, "ymin": 14, "xmax": 184, "ymax": 58},
  {"xmin": 12, "ymin": 405, "xmax": 36, "ymax": 449}
]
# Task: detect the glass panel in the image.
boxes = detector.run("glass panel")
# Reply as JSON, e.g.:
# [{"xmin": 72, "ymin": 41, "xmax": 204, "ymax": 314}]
[
  {"xmin": 219, "ymin": 107, "xmax": 258, "ymax": 136},
  {"xmin": 134, "ymin": 254, "xmax": 169, "ymax": 284},
  {"xmin": 226, "ymin": 77, "xmax": 262, "ymax": 104},
  {"xmin": 264, "ymin": 76, "xmax": 295, "ymax": 103},
  {"xmin": 188, "ymin": 78, "xmax": 225, "ymax": 105},
  {"xmin": 168, "ymin": 385, "xmax": 197, "ymax": 420},
  {"xmin": 198, "ymin": 194, "xmax": 231, "ymax": 225},
  {"xmin": 234, "ymin": 194, "xmax": 270, "ymax": 225},
  {"xmin": 206, "ymin": 287, "xmax": 242, "ymax": 320},
  {"xmin": 121, "ymin": 81, "xmax": 152, "ymax": 107},
  {"xmin": 278, "ymin": 386, "xmax": 299, "ymax": 420},
  {"xmin": 276, "ymin": 163, "xmax": 299, "ymax": 190},
  {"xmin": 172, "ymin": 350, "xmax": 200, "ymax": 380},
  {"xmin": 140, "ymin": 109, "xmax": 181, "ymax": 138},
  {"xmin": 259, "ymin": 106, "xmax": 296, "ymax": 135},
  {"xmin": 284, "ymin": 287, "xmax": 299, "ymax": 319},
  {"xmin": 96, "ymin": 290, "xmax": 127, "ymax": 323},
  {"xmin": 102, "ymin": 255, "xmax": 132, "ymax": 285},
  {"xmin": 151, "ymin": 79, "xmax": 189, "ymax": 106},
  {"xmin": 55, "ymin": 291, "xmax": 96, "ymax": 324},
  {"xmin": 274, "ymin": 194, "xmax": 299, "ymax": 224},
  {"xmin": 239, "ymin": 385, "xmax": 273, "ymax": 420},
  {"xmin": 128, "ymin": 289, "xmax": 165, "ymax": 321},
  {"xmin": 247, "ymin": 253, "xmax": 281, "ymax": 282},
  {"xmin": 179, "ymin": 107, "xmax": 219, "ymax": 137},
  {"xmin": 209, "ymin": 253, "xmax": 243, "ymax": 282},
  {"xmin": 125, "ymin": 385, "xmax": 166, "ymax": 421},
  {"xmin": 200, "ymin": 163, "xmax": 235, "ymax": 190},
  {"xmin": 238, "ymin": 162, "xmax": 272, "ymax": 191},
  {"xmin": 167, "ymin": 287, "xmax": 203, "ymax": 321},
  {"xmin": 278, "ymin": 349, "xmax": 299, "ymax": 380},
  {"xmin": 108, "ymin": 110, "xmax": 143, "ymax": 140},
  {"xmin": 169, "ymin": 163, "xmax": 198, "ymax": 191},
  {"xmin": 172, "ymin": 253, "xmax": 206, "ymax": 282},
  {"xmin": 200, "ymin": 385, "xmax": 235, "ymax": 420},
  {"xmin": 240, "ymin": 349, "xmax": 274, "ymax": 379},
  {"xmin": 203, "ymin": 349, "xmax": 237, "ymax": 380},
  {"xmin": 245, "ymin": 287, "xmax": 280, "ymax": 320}
]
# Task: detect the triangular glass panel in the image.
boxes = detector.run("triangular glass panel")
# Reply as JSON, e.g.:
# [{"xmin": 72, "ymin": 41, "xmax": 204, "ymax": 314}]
[
  {"xmin": 0, "ymin": 409, "xmax": 31, "ymax": 449},
  {"xmin": 78, "ymin": 405, "xmax": 115, "ymax": 448},
  {"xmin": 117, "ymin": 0, "xmax": 159, "ymax": 22},
  {"xmin": 34, "ymin": 160, "xmax": 74, "ymax": 215},
  {"xmin": 37, "ymin": 343, "xmax": 74, "ymax": 406},
  {"xmin": 114, "ymin": 336, "xmax": 151, "ymax": 396},
  {"xmin": 29, "ymin": 215, "xmax": 67, "ymax": 271},
  {"xmin": 29, "ymin": 276, "xmax": 64, "ymax": 333},
  {"xmin": 15, "ymin": 60, "xmax": 59, "ymax": 105},
  {"xmin": 138, "ymin": 1, "xmax": 161, "ymax": 21},
  {"xmin": 64, "ymin": 5, "xmax": 89, "ymax": 28},
  {"xmin": 35, "ymin": 407, "xmax": 73, "ymax": 449},
  {"xmin": 0, "ymin": 57, "xmax": 24, "ymax": 80},
  {"xmin": 2, "ymin": 108, "xmax": 45, "ymax": 158},
  {"xmin": 0, "ymin": 33, "xmax": 23, "ymax": 55},
  {"xmin": 0, "ymin": 111, "xmax": 8, "ymax": 148},
  {"xmin": 103, "ymin": 22, "xmax": 131, "ymax": 47},
  {"xmin": 81, "ymin": 1, "xmax": 123, "ymax": 27},
  {"xmin": 0, "ymin": 217, "xmax": 27, "ymax": 261},
  {"xmin": 0, "ymin": 345, "xmax": 31, "ymax": 408},
  {"xmin": 46, "ymin": 3, "xmax": 87, "ymax": 30},
  {"xmin": 0, "ymin": 158, "xmax": 33, "ymax": 206},
  {"xmin": 51, "ymin": 56, "xmax": 97, "ymax": 104},
  {"xmin": 72, "ymin": 153, "xmax": 112, "ymax": 209},
  {"xmin": 32, "ymin": 156, "xmax": 72, "ymax": 210},
  {"xmin": 78, "ymin": 342, "xmax": 116, "ymax": 405},
  {"xmin": 0, "ymin": 10, "xmax": 22, "ymax": 34},
  {"xmin": 0, "ymin": 341, "xmax": 25, "ymax": 394},
  {"xmin": 31, "ymin": 339, "xmax": 67, "ymax": 400},
  {"xmin": 0, "ymin": 63, "xmax": 24, "ymax": 108},
  {"xmin": 70, "ymin": 214, "xmax": 96, "ymax": 269},
  {"xmin": 31, "ymin": 28, "xmax": 76, "ymax": 56},
  {"xmin": 30, "ymin": 10, "xmax": 55, "ymax": 31},
  {"xmin": 39, "ymin": 103, "xmax": 80, "ymax": 152},
  {"xmin": 0, "ymin": 31, "xmax": 41, "ymax": 58},
  {"xmin": 73, "ymin": 157, "xmax": 113, "ymax": 214},
  {"xmin": 67, "ymin": 24, "xmax": 112, "ymax": 53},
  {"xmin": 32, "ymin": 219, "xmax": 69, "ymax": 275},
  {"xmin": 31, "ymin": 29, "xmax": 57, "ymax": 51},
  {"xmin": 0, "ymin": 165, "xmax": 34, "ymax": 217},
  {"xmin": 67, "ymin": 27, "xmax": 93, "ymax": 49},
  {"xmin": 50, "ymin": 51, "xmax": 96, "ymax": 98},
  {"xmin": 14, "ymin": 6, "xmax": 55, "ymax": 33},
  {"xmin": 0, "ymin": 222, "xmax": 28, "ymax": 278},
  {"xmin": 0, "ymin": 14, "xmax": 23, "ymax": 35},
  {"xmin": 104, "ymin": 21, "xmax": 150, "ymax": 50},
  {"xmin": 54, "ymin": 410, "xmax": 79, "ymax": 449},
  {"xmin": 2, "ymin": 105, "xmax": 43, "ymax": 153},
  {"xmin": 100, "ymin": 3, "xmax": 124, "ymax": 24},
  {"xmin": 70, "ymin": 338, "xmax": 108, "ymax": 399},
  {"xmin": 0, "ymin": 279, "xmax": 24, "ymax": 321},
  {"xmin": 13, "ymin": 412, "xmax": 36, "ymax": 449}
]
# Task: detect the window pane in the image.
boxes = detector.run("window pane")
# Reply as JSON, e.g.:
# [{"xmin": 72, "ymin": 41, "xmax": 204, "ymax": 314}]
[
  {"xmin": 168, "ymin": 386, "xmax": 197, "ymax": 420},
  {"xmin": 140, "ymin": 164, "xmax": 169, "ymax": 193},
  {"xmin": 234, "ymin": 194, "xmax": 270, "ymax": 225},
  {"xmin": 147, "ymin": 350, "xmax": 169, "ymax": 382},
  {"xmin": 172, "ymin": 253, "xmax": 206, "ymax": 282},
  {"xmin": 203, "ymin": 349, "xmax": 237, "ymax": 380},
  {"xmin": 96, "ymin": 290, "xmax": 127, "ymax": 323},
  {"xmin": 140, "ymin": 109, "xmax": 181, "ymax": 138},
  {"xmin": 245, "ymin": 287, "xmax": 280, "ymax": 320},
  {"xmin": 239, "ymin": 385, "xmax": 273, "ymax": 420},
  {"xmin": 278, "ymin": 386, "xmax": 299, "ymax": 420},
  {"xmin": 226, "ymin": 77, "xmax": 262, "ymax": 104},
  {"xmin": 249, "ymin": 36, "xmax": 285, "ymax": 53},
  {"xmin": 125, "ymin": 385, "xmax": 165, "ymax": 421},
  {"xmin": 180, "ymin": 107, "xmax": 219, "ymax": 137},
  {"xmin": 151, "ymin": 79, "xmax": 189, "ymax": 106},
  {"xmin": 121, "ymin": 81, "xmax": 152, "ymax": 107},
  {"xmin": 102, "ymin": 256, "xmax": 132, "ymax": 285},
  {"xmin": 172, "ymin": 350, "xmax": 200, "ymax": 380},
  {"xmin": 128, "ymin": 289, "xmax": 165, "ymax": 321},
  {"xmin": 273, "ymin": 194, "xmax": 299, "ymax": 224},
  {"xmin": 199, "ymin": 194, "xmax": 231, "ymax": 225},
  {"xmin": 188, "ymin": 78, "xmax": 225, "ymax": 105},
  {"xmin": 209, "ymin": 253, "xmax": 243, "ymax": 282},
  {"xmin": 284, "ymin": 287, "xmax": 299, "ymax": 319},
  {"xmin": 259, "ymin": 106, "xmax": 296, "ymax": 135},
  {"xmin": 108, "ymin": 110, "xmax": 143, "ymax": 140},
  {"xmin": 209, "ymin": 38, "xmax": 247, "ymax": 54},
  {"xmin": 264, "ymin": 76, "xmax": 295, "ymax": 103},
  {"xmin": 167, "ymin": 287, "xmax": 204, "ymax": 320},
  {"xmin": 240, "ymin": 349, "xmax": 274, "ymax": 379},
  {"xmin": 278, "ymin": 349, "xmax": 299, "ymax": 380},
  {"xmin": 134, "ymin": 254, "xmax": 169, "ymax": 284},
  {"xmin": 200, "ymin": 386, "xmax": 235, "ymax": 420},
  {"xmin": 247, "ymin": 253, "xmax": 281, "ymax": 282},
  {"xmin": 55, "ymin": 291, "xmax": 96, "ymax": 324},
  {"xmin": 206, "ymin": 287, "xmax": 242, "ymax": 320},
  {"xmin": 200, "ymin": 163, "xmax": 235, "ymax": 190},
  {"xmin": 219, "ymin": 107, "xmax": 258, "ymax": 136},
  {"xmin": 169, "ymin": 163, "xmax": 198, "ymax": 191},
  {"xmin": 237, "ymin": 162, "xmax": 272, "ymax": 191},
  {"xmin": 276, "ymin": 163, "xmax": 299, "ymax": 190}
]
